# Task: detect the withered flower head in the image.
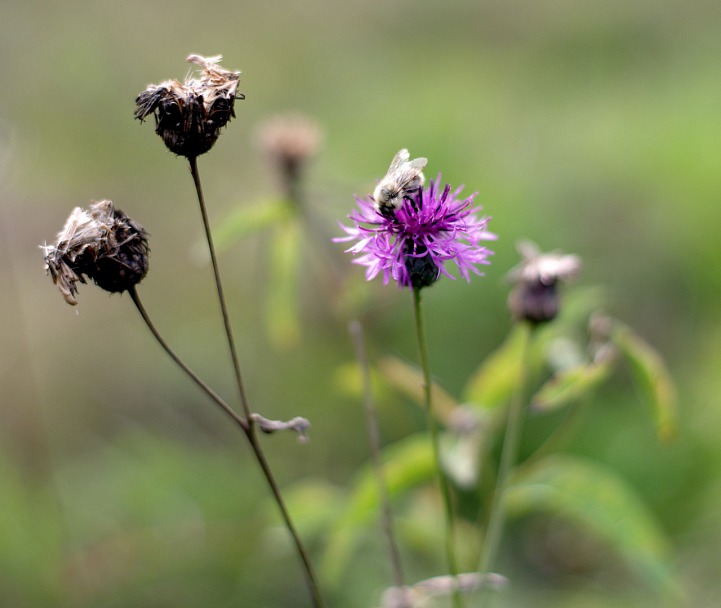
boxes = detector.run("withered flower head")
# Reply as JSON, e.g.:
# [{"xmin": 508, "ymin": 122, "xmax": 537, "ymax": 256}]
[
  {"xmin": 134, "ymin": 54, "xmax": 243, "ymax": 158},
  {"xmin": 43, "ymin": 201, "xmax": 149, "ymax": 306},
  {"xmin": 255, "ymin": 113, "xmax": 323, "ymax": 191},
  {"xmin": 507, "ymin": 240, "xmax": 581, "ymax": 325}
]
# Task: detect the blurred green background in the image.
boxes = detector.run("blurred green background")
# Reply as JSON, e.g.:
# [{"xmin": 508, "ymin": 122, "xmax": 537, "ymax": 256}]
[{"xmin": 1, "ymin": 0, "xmax": 721, "ymax": 606}]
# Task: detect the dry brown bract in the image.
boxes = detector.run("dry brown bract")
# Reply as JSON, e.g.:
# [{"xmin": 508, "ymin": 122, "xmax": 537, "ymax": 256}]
[
  {"xmin": 43, "ymin": 201, "xmax": 149, "ymax": 305},
  {"xmin": 134, "ymin": 54, "xmax": 243, "ymax": 158}
]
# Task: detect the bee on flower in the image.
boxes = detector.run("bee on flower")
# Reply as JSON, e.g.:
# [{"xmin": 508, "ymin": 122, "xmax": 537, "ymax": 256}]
[{"xmin": 336, "ymin": 151, "xmax": 496, "ymax": 290}]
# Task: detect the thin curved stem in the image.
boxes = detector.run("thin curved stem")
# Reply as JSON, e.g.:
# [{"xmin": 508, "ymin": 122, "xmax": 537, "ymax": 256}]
[
  {"xmin": 130, "ymin": 285, "xmax": 325, "ymax": 607},
  {"xmin": 411, "ymin": 288, "xmax": 462, "ymax": 608},
  {"xmin": 243, "ymin": 429, "xmax": 326, "ymax": 608},
  {"xmin": 188, "ymin": 156, "xmax": 252, "ymax": 423},
  {"xmin": 476, "ymin": 322, "xmax": 532, "ymax": 606},
  {"xmin": 349, "ymin": 319, "xmax": 406, "ymax": 593},
  {"xmin": 129, "ymin": 286, "xmax": 248, "ymax": 432},
  {"xmin": 186, "ymin": 158, "xmax": 325, "ymax": 607}
]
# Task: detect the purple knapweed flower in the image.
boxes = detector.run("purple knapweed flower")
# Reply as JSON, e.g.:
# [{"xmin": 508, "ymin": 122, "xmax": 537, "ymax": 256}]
[{"xmin": 335, "ymin": 176, "xmax": 496, "ymax": 289}]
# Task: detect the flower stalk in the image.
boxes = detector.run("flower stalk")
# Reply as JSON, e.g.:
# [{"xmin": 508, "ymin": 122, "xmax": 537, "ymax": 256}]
[
  {"xmin": 187, "ymin": 156, "xmax": 253, "ymax": 423},
  {"xmin": 187, "ymin": 156, "xmax": 325, "ymax": 608},
  {"xmin": 128, "ymin": 285, "xmax": 248, "ymax": 431},
  {"xmin": 349, "ymin": 319, "xmax": 406, "ymax": 595},
  {"xmin": 476, "ymin": 322, "xmax": 532, "ymax": 605},
  {"xmin": 412, "ymin": 286, "xmax": 463, "ymax": 608},
  {"xmin": 129, "ymin": 284, "xmax": 324, "ymax": 607}
]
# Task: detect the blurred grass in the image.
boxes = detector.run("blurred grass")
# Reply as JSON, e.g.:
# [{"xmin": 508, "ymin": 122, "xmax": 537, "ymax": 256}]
[{"xmin": 2, "ymin": 0, "xmax": 721, "ymax": 605}]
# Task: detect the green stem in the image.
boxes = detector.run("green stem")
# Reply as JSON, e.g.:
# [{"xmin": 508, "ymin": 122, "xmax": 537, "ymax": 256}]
[
  {"xmin": 521, "ymin": 399, "xmax": 583, "ymax": 470},
  {"xmin": 411, "ymin": 287, "xmax": 462, "ymax": 608},
  {"xmin": 477, "ymin": 322, "xmax": 532, "ymax": 605},
  {"xmin": 187, "ymin": 157, "xmax": 326, "ymax": 608}
]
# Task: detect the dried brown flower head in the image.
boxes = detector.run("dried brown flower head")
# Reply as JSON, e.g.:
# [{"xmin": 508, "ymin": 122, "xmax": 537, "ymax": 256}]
[
  {"xmin": 43, "ymin": 201, "xmax": 149, "ymax": 305},
  {"xmin": 507, "ymin": 240, "xmax": 581, "ymax": 325},
  {"xmin": 134, "ymin": 54, "xmax": 244, "ymax": 158}
]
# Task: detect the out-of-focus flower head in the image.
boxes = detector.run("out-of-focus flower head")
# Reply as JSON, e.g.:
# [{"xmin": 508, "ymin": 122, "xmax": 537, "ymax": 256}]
[
  {"xmin": 43, "ymin": 201, "xmax": 149, "ymax": 305},
  {"xmin": 335, "ymin": 169, "xmax": 495, "ymax": 290},
  {"xmin": 134, "ymin": 54, "xmax": 243, "ymax": 158},
  {"xmin": 507, "ymin": 240, "xmax": 581, "ymax": 325},
  {"xmin": 255, "ymin": 112, "xmax": 323, "ymax": 193}
]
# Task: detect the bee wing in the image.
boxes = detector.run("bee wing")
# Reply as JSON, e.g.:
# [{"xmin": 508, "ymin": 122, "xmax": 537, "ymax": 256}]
[
  {"xmin": 386, "ymin": 148, "xmax": 411, "ymax": 175},
  {"xmin": 394, "ymin": 157, "xmax": 428, "ymax": 189},
  {"xmin": 407, "ymin": 157, "xmax": 427, "ymax": 173}
]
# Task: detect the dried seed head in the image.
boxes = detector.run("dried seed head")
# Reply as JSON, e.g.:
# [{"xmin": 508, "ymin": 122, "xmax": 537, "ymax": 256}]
[
  {"xmin": 255, "ymin": 113, "xmax": 323, "ymax": 191},
  {"xmin": 134, "ymin": 54, "xmax": 243, "ymax": 158},
  {"xmin": 43, "ymin": 201, "xmax": 149, "ymax": 305},
  {"xmin": 507, "ymin": 240, "xmax": 581, "ymax": 325}
]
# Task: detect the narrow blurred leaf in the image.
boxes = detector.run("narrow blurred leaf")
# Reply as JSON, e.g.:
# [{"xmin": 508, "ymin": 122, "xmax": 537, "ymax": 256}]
[
  {"xmin": 440, "ymin": 407, "xmax": 491, "ymax": 489},
  {"xmin": 320, "ymin": 433, "xmax": 435, "ymax": 584},
  {"xmin": 441, "ymin": 430, "xmax": 482, "ymax": 490},
  {"xmin": 333, "ymin": 361, "xmax": 390, "ymax": 403},
  {"xmin": 506, "ymin": 455, "xmax": 681, "ymax": 598},
  {"xmin": 379, "ymin": 356, "xmax": 458, "ymax": 423},
  {"xmin": 531, "ymin": 358, "xmax": 615, "ymax": 413},
  {"xmin": 266, "ymin": 218, "xmax": 302, "ymax": 349},
  {"xmin": 462, "ymin": 324, "xmax": 528, "ymax": 410},
  {"xmin": 213, "ymin": 198, "xmax": 294, "ymax": 251},
  {"xmin": 612, "ymin": 324, "xmax": 678, "ymax": 441}
]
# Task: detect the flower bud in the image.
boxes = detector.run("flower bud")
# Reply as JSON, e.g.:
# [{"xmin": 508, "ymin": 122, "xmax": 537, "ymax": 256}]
[
  {"xmin": 43, "ymin": 201, "xmax": 149, "ymax": 305},
  {"xmin": 255, "ymin": 113, "xmax": 323, "ymax": 197},
  {"xmin": 507, "ymin": 241, "xmax": 581, "ymax": 325},
  {"xmin": 404, "ymin": 240, "xmax": 440, "ymax": 290},
  {"xmin": 134, "ymin": 54, "xmax": 243, "ymax": 158}
]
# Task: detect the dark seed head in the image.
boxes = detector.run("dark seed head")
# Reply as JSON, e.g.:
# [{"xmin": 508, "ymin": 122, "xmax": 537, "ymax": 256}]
[
  {"xmin": 43, "ymin": 201, "xmax": 149, "ymax": 305},
  {"xmin": 134, "ymin": 54, "xmax": 243, "ymax": 158}
]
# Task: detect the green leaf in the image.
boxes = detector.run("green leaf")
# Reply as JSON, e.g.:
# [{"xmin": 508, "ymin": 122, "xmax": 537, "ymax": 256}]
[
  {"xmin": 332, "ymin": 361, "xmax": 393, "ymax": 405},
  {"xmin": 506, "ymin": 455, "xmax": 682, "ymax": 598},
  {"xmin": 612, "ymin": 324, "xmax": 678, "ymax": 441},
  {"xmin": 378, "ymin": 356, "xmax": 459, "ymax": 424},
  {"xmin": 265, "ymin": 480, "xmax": 345, "ymax": 546},
  {"xmin": 213, "ymin": 198, "xmax": 294, "ymax": 251},
  {"xmin": 531, "ymin": 358, "xmax": 615, "ymax": 413},
  {"xmin": 320, "ymin": 434, "xmax": 435, "ymax": 584},
  {"xmin": 462, "ymin": 324, "xmax": 529, "ymax": 411},
  {"xmin": 266, "ymin": 218, "xmax": 302, "ymax": 349}
]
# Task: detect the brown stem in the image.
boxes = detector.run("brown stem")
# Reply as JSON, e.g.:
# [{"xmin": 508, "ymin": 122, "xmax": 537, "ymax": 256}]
[
  {"xmin": 188, "ymin": 156, "xmax": 252, "ymax": 423},
  {"xmin": 186, "ymin": 157, "xmax": 326, "ymax": 607},
  {"xmin": 349, "ymin": 319, "xmax": 406, "ymax": 593},
  {"xmin": 129, "ymin": 286, "xmax": 248, "ymax": 432}
]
